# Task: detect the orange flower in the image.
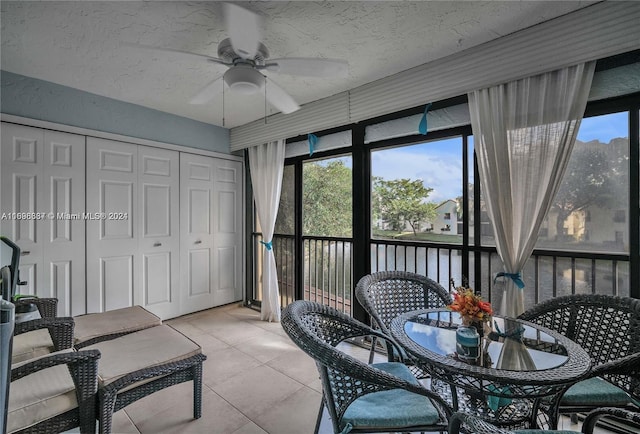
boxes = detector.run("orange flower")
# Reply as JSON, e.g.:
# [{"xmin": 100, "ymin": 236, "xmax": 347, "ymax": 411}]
[{"xmin": 447, "ymin": 286, "xmax": 492, "ymax": 323}]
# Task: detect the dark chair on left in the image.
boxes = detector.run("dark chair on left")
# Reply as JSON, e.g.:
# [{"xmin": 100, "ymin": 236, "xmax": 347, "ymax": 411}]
[
  {"xmin": 8, "ymin": 317, "xmax": 101, "ymax": 434},
  {"xmin": 281, "ymin": 300, "xmax": 451, "ymax": 434}
]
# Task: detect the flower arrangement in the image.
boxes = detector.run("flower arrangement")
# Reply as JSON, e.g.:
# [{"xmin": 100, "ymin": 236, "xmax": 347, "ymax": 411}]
[{"xmin": 448, "ymin": 286, "xmax": 493, "ymax": 326}]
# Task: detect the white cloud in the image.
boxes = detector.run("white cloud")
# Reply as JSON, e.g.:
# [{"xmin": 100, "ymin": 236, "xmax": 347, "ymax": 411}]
[{"xmin": 372, "ymin": 145, "xmax": 463, "ymax": 203}]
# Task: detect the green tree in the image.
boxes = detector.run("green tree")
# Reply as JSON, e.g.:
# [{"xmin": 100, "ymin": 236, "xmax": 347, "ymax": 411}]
[
  {"xmin": 372, "ymin": 178, "xmax": 436, "ymax": 236},
  {"xmin": 303, "ymin": 159, "xmax": 352, "ymax": 237},
  {"xmin": 552, "ymin": 142, "xmax": 617, "ymax": 240}
]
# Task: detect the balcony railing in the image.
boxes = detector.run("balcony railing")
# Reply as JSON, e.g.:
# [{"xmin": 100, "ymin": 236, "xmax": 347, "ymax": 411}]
[{"xmin": 251, "ymin": 234, "xmax": 630, "ymax": 315}]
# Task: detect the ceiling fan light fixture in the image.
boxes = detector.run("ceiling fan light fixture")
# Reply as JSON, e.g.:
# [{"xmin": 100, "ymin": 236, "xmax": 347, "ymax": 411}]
[{"xmin": 223, "ymin": 66, "xmax": 264, "ymax": 95}]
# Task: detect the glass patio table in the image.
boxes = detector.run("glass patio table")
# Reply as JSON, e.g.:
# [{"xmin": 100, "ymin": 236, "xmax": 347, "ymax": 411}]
[{"xmin": 389, "ymin": 309, "xmax": 592, "ymax": 429}]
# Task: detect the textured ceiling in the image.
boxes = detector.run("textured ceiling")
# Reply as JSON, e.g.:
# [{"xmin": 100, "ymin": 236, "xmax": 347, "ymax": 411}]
[{"xmin": 1, "ymin": 1, "xmax": 596, "ymax": 128}]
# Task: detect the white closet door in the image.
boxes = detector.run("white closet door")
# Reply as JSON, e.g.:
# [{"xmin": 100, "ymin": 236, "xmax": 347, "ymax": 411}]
[
  {"xmin": 1, "ymin": 124, "xmax": 85, "ymax": 316},
  {"xmin": 138, "ymin": 146, "xmax": 180, "ymax": 319},
  {"xmin": 86, "ymin": 137, "xmax": 138, "ymax": 313},
  {"xmin": 42, "ymin": 130, "xmax": 86, "ymax": 315},
  {"xmin": 1, "ymin": 124, "xmax": 44, "ymax": 297},
  {"xmin": 212, "ymin": 158, "xmax": 243, "ymax": 306},
  {"xmin": 180, "ymin": 153, "xmax": 215, "ymax": 313}
]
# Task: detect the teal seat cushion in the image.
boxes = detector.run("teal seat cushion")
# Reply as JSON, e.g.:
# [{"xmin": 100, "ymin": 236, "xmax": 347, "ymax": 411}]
[
  {"xmin": 561, "ymin": 377, "xmax": 632, "ymax": 406},
  {"xmin": 341, "ymin": 362, "xmax": 440, "ymax": 431}
]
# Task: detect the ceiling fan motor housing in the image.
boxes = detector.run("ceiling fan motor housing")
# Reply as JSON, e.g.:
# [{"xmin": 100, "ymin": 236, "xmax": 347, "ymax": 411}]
[{"xmin": 223, "ymin": 65, "xmax": 265, "ymax": 95}]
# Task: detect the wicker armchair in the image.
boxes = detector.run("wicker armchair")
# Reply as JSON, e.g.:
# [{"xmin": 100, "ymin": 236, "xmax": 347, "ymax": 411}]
[
  {"xmin": 9, "ymin": 318, "xmax": 100, "ymax": 434},
  {"xmin": 448, "ymin": 409, "xmax": 640, "ymax": 434},
  {"xmin": 518, "ymin": 294, "xmax": 640, "ymax": 422},
  {"xmin": 281, "ymin": 300, "xmax": 451, "ymax": 434},
  {"xmin": 355, "ymin": 271, "xmax": 451, "ymax": 376}
]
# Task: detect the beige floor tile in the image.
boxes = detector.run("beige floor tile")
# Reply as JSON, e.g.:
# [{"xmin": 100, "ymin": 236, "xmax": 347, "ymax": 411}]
[
  {"xmin": 123, "ymin": 381, "xmax": 198, "ymax": 424},
  {"xmin": 132, "ymin": 385, "xmax": 251, "ymax": 434},
  {"xmin": 165, "ymin": 319, "xmax": 208, "ymax": 338},
  {"xmin": 111, "ymin": 410, "xmax": 141, "ymax": 434},
  {"xmin": 201, "ymin": 346, "xmax": 263, "ymax": 387},
  {"xmin": 192, "ymin": 315, "xmax": 272, "ymax": 345},
  {"xmin": 212, "ymin": 364, "xmax": 306, "ymax": 420},
  {"xmin": 266, "ymin": 346, "xmax": 319, "ymax": 385},
  {"xmin": 234, "ymin": 332, "xmax": 300, "ymax": 364},
  {"xmin": 188, "ymin": 332, "xmax": 231, "ymax": 354},
  {"xmin": 250, "ymin": 386, "xmax": 322, "ymax": 434},
  {"xmin": 230, "ymin": 421, "xmax": 269, "ymax": 434}
]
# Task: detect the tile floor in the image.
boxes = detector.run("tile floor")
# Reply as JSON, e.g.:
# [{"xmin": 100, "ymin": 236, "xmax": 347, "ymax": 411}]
[{"xmin": 104, "ymin": 303, "xmax": 613, "ymax": 434}]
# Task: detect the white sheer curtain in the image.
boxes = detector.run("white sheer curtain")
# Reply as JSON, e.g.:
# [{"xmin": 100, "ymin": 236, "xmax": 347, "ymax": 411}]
[
  {"xmin": 469, "ymin": 62, "xmax": 595, "ymax": 368},
  {"xmin": 248, "ymin": 140, "xmax": 286, "ymax": 322}
]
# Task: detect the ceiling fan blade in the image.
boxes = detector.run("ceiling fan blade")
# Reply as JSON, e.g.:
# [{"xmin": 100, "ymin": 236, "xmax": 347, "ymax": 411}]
[
  {"xmin": 224, "ymin": 3, "xmax": 262, "ymax": 59},
  {"xmin": 264, "ymin": 58, "xmax": 349, "ymax": 78},
  {"xmin": 266, "ymin": 79, "xmax": 300, "ymax": 114},
  {"xmin": 120, "ymin": 42, "xmax": 228, "ymax": 65},
  {"xmin": 189, "ymin": 77, "xmax": 225, "ymax": 105}
]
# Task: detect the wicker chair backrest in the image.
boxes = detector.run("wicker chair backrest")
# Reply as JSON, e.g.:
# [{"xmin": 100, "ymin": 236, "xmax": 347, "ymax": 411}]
[
  {"xmin": 519, "ymin": 294, "xmax": 640, "ymax": 366},
  {"xmin": 281, "ymin": 300, "xmax": 445, "ymax": 432},
  {"xmin": 355, "ymin": 271, "xmax": 452, "ymax": 334},
  {"xmin": 519, "ymin": 294, "xmax": 640, "ymax": 400}
]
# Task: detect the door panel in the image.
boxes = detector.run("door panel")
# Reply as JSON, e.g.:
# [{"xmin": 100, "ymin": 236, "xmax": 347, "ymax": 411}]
[
  {"xmin": 100, "ymin": 181, "xmax": 134, "ymax": 239},
  {"xmin": 138, "ymin": 146, "xmax": 179, "ymax": 318},
  {"xmin": 42, "ymin": 130, "xmax": 85, "ymax": 314},
  {"xmin": 180, "ymin": 153, "xmax": 215, "ymax": 313},
  {"xmin": 212, "ymin": 159, "xmax": 243, "ymax": 306},
  {"xmin": 87, "ymin": 138, "xmax": 138, "ymax": 313},
  {"xmin": 1, "ymin": 125, "xmax": 44, "ymax": 297},
  {"xmin": 100, "ymin": 255, "xmax": 134, "ymax": 311},
  {"xmin": 143, "ymin": 252, "xmax": 171, "ymax": 305},
  {"xmin": 1, "ymin": 124, "xmax": 84, "ymax": 315}
]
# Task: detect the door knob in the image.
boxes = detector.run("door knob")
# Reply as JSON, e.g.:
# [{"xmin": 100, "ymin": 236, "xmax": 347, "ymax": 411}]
[
  {"xmin": 194, "ymin": 240, "xmax": 202, "ymax": 245},
  {"xmin": 153, "ymin": 242, "xmax": 162, "ymax": 247}
]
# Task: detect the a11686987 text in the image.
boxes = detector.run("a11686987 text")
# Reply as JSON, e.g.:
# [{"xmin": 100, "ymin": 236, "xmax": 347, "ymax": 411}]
[{"xmin": 1, "ymin": 212, "xmax": 128, "ymax": 221}]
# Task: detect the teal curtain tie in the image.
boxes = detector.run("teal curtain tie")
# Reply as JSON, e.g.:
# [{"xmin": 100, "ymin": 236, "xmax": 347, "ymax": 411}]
[
  {"xmin": 487, "ymin": 384, "xmax": 512, "ymax": 411},
  {"xmin": 494, "ymin": 271, "xmax": 525, "ymax": 289},
  {"xmin": 418, "ymin": 102, "xmax": 432, "ymax": 135},
  {"xmin": 260, "ymin": 240, "xmax": 273, "ymax": 251},
  {"xmin": 308, "ymin": 133, "xmax": 318, "ymax": 156},
  {"xmin": 493, "ymin": 321, "xmax": 525, "ymax": 341}
]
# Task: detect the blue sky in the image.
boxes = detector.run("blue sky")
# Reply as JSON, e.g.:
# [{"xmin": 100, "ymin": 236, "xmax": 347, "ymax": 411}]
[{"xmin": 369, "ymin": 112, "xmax": 629, "ymax": 204}]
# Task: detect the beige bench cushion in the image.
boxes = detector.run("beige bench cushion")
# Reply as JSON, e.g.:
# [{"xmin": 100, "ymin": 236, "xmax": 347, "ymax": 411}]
[
  {"xmin": 8, "ymin": 349, "xmax": 77, "ymax": 434},
  {"xmin": 85, "ymin": 325, "xmax": 201, "ymax": 387},
  {"xmin": 11, "ymin": 329, "xmax": 54, "ymax": 364},
  {"xmin": 73, "ymin": 305, "xmax": 161, "ymax": 346}
]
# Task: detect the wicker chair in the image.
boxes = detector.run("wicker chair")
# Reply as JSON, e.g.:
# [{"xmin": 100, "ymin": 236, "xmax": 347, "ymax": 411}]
[
  {"xmin": 518, "ymin": 294, "xmax": 640, "ymax": 423},
  {"xmin": 281, "ymin": 300, "xmax": 451, "ymax": 434},
  {"xmin": 355, "ymin": 271, "xmax": 451, "ymax": 376},
  {"xmin": 9, "ymin": 317, "xmax": 100, "ymax": 434},
  {"xmin": 448, "ymin": 409, "xmax": 640, "ymax": 434}
]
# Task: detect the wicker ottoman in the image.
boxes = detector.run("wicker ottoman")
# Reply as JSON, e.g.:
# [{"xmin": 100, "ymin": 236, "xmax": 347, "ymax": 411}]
[
  {"xmin": 73, "ymin": 305, "xmax": 161, "ymax": 348},
  {"xmin": 83, "ymin": 325, "xmax": 206, "ymax": 434}
]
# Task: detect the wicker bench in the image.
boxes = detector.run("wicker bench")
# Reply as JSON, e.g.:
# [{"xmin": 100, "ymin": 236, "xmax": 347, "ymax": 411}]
[{"xmin": 81, "ymin": 324, "xmax": 206, "ymax": 434}]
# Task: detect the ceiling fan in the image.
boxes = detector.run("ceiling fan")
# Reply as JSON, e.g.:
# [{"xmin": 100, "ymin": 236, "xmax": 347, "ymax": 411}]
[{"xmin": 127, "ymin": 3, "xmax": 348, "ymax": 115}]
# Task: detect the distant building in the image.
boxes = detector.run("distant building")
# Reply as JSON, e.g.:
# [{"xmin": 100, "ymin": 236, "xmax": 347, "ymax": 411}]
[{"xmin": 433, "ymin": 199, "xmax": 459, "ymax": 235}]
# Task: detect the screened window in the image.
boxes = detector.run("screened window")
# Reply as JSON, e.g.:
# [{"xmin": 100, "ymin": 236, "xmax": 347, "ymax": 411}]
[{"xmin": 371, "ymin": 137, "xmax": 463, "ymax": 244}]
